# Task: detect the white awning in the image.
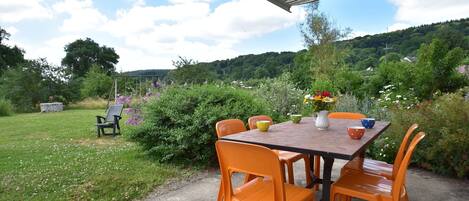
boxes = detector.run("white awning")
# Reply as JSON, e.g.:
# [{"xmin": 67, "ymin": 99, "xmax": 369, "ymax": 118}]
[{"xmin": 267, "ymin": 0, "xmax": 318, "ymax": 12}]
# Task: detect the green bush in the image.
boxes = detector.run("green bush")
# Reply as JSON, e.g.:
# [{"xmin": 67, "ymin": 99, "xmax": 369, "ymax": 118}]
[
  {"xmin": 254, "ymin": 73, "xmax": 305, "ymax": 121},
  {"xmin": 128, "ymin": 85, "xmax": 272, "ymax": 165},
  {"xmin": 0, "ymin": 98, "xmax": 13, "ymax": 116},
  {"xmin": 369, "ymin": 92, "xmax": 469, "ymax": 178},
  {"xmin": 80, "ymin": 66, "xmax": 113, "ymax": 98}
]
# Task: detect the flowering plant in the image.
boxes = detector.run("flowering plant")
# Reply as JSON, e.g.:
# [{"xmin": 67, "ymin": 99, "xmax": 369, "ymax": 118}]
[{"xmin": 304, "ymin": 90, "xmax": 336, "ymax": 112}]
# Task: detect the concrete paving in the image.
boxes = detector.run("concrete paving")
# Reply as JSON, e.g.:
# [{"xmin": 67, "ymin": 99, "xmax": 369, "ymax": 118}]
[{"xmin": 144, "ymin": 159, "xmax": 469, "ymax": 201}]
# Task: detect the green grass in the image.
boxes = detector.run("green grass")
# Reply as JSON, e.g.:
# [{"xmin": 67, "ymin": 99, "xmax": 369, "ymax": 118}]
[{"xmin": 0, "ymin": 109, "xmax": 187, "ymax": 201}]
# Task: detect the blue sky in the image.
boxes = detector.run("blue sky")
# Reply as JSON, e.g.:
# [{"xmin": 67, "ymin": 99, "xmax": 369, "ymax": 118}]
[{"xmin": 1, "ymin": 0, "xmax": 468, "ymax": 71}]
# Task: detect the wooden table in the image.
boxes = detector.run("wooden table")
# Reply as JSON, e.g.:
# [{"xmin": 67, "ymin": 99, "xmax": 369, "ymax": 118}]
[{"xmin": 221, "ymin": 117, "xmax": 390, "ymax": 201}]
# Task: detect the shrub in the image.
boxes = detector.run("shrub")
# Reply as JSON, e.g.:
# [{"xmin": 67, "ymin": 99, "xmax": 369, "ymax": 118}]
[
  {"xmin": 333, "ymin": 94, "xmax": 391, "ymax": 121},
  {"xmin": 0, "ymin": 98, "xmax": 13, "ymax": 116},
  {"xmin": 80, "ymin": 66, "xmax": 113, "ymax": 98},
  {"xmin": 67, "ymin": 97, "xmax": 108, "ymax": 109},
  {"xmin": 254, "ymin": 73, "xmax": 305, "ymax": 120},
  {"xmin": 128, "ymin": 85, "xmax": 272, "ymax": 165},
  {"xmin": 369, "ymin": 92, "xmax": 469, "ymax": 178}
]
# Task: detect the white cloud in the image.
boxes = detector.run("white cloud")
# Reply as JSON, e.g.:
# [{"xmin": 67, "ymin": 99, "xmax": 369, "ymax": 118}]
[
  {"xmin": 103, "ymin": 0, "xmax": 304, "ymax": 70},
  {"xmin": 53, "ymin": 0, "xmax": 108, "ymax": 32},
  {"xmin": 0, "ymin": 0, "xmax": 52, "ymax": 23},
  {"xmin": 388, "ymin": 0, "xmax": 469, "ymax": 31},
  {"xmin": 3, "ymin": 0, "xmax": 305, "ymax": 71},
  {"xmin": 4, "ymin": 26, "xmax": 18, "ymax": 35}
]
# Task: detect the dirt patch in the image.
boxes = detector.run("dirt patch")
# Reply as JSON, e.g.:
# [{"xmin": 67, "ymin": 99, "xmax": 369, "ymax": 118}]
[{"xmin": 74, "ymin": 138, "xmax": 129, "ymax": 147}]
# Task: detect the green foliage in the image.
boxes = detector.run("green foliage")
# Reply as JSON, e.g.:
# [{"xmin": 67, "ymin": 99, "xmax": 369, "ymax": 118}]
[
  {"xmin": 62, "ymin": 38, "xmax": 119, "ymax": 78},
  {"xmin": 342, "ymin": 18, "xmax": 469, "ymax": 70},
  {"xmin": 414, "ymin": 39, "xmax": 466, "ymax": 98},
  {"xmin": 311, "ymin": 79, "xmax": 336, "ymax": 93},
  {"xmin": 254, "ymin": 73, "xmax": 305, "ymax": 120},
  {"xmin": 168, "ymin": 64, "xmax": 217, "ymax": 84},
  {"xmin": 301, "ymin": 6, "xmax": 350, "ymax": 81},
  {"xmin": 128, "ymin": 85, "xmax": 271, "ymax": 165},
  {"xmin": 80, "ymin": 66, "xmax": 113, "ymax": 98},
  {"xmin": 334, "ymin": 68, "xmax": 364, "ymax": 96},
  {"xmin": 370, "ymin": 93, "xmax": 469, "ymax": 178},
  {"xmin": 291, "ymin": 50, "xmax": 313, "ymax": 89},
  {"xmin": 0, "ymin": 98, "xmax": 13, "ymax": 116},
  {"xmin": 0, "ymin": 27, "xmax": 25, "ymax": 76}
]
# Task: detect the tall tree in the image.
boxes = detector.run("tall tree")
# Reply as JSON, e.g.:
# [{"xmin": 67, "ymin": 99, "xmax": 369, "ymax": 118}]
[
  {"xmin": 300, "ymin": 4, "xmax": 350, "ymax": 82},
  {"xmin": 62, "ymin": 38, "xmax": 119, "ymax": 78},
  {"xmin": 415, "ymin": 39, "xmax": 466, "ymax": 98},
  {"xmin": 0, "ymin": 27, "xmax": 25, "ymax": 75}
]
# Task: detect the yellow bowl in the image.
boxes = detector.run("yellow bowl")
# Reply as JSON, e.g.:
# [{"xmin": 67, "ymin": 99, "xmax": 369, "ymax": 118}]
[{"xmin": 256, "ymin": 120, "xmax": 271, "ymax": 132}]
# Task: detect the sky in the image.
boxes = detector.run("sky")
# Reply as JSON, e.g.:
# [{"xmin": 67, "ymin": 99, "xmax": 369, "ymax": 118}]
[{"xmin": 1, "ymin": 0, "xmax": 468, "ymax": 72}]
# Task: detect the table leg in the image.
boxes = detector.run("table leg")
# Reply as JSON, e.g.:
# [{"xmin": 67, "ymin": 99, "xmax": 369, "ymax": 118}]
[
  {"xmin": 307, "ymin": 154, "xmax": 317, "ymax": 188},
  {"xmin": 321, "ymin": 156, "xmax": 335, "ymax": 201}
]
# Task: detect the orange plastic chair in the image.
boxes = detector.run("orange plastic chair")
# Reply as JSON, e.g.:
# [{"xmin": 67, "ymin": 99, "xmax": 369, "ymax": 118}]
[
  {"xmin": 215, "ymin": 119, "xmax": 249, "ymax": 201},
  {"xmin": 248, "ymin": 115, "xmax": 313, "ymax": 187},
  {"xmin": 330, "ymin": 132, "xmax": 425, "ymax": 201},
  {"xmin": 341, "ymin": 124, "xmax": 419, "ymax": 180},
  {"xmin": 216, "ymin": 140, "xmax": 315, "ymax": 201},
  {"xmin": 216, "ymin": 119, "xmax": 247, "ymax": 138},
  {"xmin": 328, "ymin": 112, "xmax": 366, "ymax": 119}
]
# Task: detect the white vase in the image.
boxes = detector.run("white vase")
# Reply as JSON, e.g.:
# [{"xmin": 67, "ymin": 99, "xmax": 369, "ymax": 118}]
[{"xmin": 315, "ymin": 110, "xmax": 330, "ymax": 130}]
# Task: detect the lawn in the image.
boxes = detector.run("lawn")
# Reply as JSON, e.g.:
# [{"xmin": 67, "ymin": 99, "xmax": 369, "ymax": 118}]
[{"xmin": 0, "ymin": 109, "xmax": 187, "ymax": 201}]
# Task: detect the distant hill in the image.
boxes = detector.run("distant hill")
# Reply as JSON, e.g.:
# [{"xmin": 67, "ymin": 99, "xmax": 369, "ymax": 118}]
[
  {"xmin": 152, "ymin": 18, "xmax": 469, "ymax": 81},
  {"xmin": 341, "ymin": 18, "xmax": 469, "ymax": 70},
  {"xmin": 123, "ymin": 69, "xmax": 171, "ymax": 79}
]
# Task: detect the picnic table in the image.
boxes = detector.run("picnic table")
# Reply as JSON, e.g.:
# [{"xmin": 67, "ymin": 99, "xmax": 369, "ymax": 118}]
[{"xmin": 221, "ymin": 117, "xmax": 390, "ymax": 201}]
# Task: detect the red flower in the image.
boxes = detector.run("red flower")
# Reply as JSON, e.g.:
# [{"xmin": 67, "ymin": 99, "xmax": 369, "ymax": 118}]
[{"xmin": 321, "ymin": 91, "xmax": 331, "ymax": 97}]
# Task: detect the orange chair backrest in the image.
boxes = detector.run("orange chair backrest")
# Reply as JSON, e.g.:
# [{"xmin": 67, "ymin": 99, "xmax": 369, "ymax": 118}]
[
  {"xmin": 248, "ymin": 115, "xmax": 273, "ymax": 130},
  {"xmin": 215, "ymin": 119, "xmax": 247, "ymax": 138},
  {"xmin": 391, "ymin": 132, "xmax": 425, "ymax": 201},
  {"xmin": 216, "ymin": 140, "xmax": 286, "ymax": 201},
  {"xmin": 391, "ymin": 123, "xmax": 418, "ymax": 179},
  {"xmin": 328, "ymin": 112, "xmax": 366, "ymax": 119}
]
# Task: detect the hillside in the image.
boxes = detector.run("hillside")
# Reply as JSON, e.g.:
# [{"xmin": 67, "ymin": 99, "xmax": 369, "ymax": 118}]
[
  {"xmin": 170, "ymin": 18, "xmax": 468, "ymax": 81},
  {"xmin": 123, "ymin": 69, "xmax": 170, "ymax": 79}
]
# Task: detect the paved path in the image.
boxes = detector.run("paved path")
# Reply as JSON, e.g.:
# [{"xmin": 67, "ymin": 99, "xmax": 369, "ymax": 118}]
[{"xmin": 144, "ymin": 159, "xmax": 469, "ymax": 201}]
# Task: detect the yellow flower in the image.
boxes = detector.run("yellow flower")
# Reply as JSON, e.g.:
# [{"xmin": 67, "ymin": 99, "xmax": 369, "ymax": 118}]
[{"xmin": 323, "ymin": 97, "xmax": 335, "ymax": 103}]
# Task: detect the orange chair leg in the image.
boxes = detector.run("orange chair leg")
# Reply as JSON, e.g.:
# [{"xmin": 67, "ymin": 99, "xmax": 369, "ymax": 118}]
[
  {"xmin": 280, "ymin": 162, "xmax": 287, "ymax": 183},
  {"xmin": 303, "ymin": 156, "xmax": 312, "ymax": 187},
  {"xmin": 314, "ymin": 155, "xmax": 321, "ymax": 191},
  {"xmin": 286, "ymin": 161, "xmax": 295, "ymax": 184},
  {"xmin": 217, "ymin": 180, "xmax": 223, "ymax": 201}
]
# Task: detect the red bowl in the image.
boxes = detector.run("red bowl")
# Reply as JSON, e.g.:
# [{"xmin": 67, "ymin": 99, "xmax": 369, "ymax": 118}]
[{"xmin": 347, "ymin": 126, "xmax": 365, "ymax": 140}]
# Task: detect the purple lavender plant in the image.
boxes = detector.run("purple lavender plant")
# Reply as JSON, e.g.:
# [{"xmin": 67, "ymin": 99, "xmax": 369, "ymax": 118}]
[
  {"xmin": 116, "ymin": 95, "xmax": 132, "ymax": 106},
  {"xmin": 123, "ymin": 92, "xmax": 161, "ymax": 126}
]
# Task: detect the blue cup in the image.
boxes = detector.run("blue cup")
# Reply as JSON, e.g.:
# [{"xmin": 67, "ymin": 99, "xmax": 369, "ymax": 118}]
[{"xmin": 361, "ymin": 118, "xmax": 375, "ymax": 129}]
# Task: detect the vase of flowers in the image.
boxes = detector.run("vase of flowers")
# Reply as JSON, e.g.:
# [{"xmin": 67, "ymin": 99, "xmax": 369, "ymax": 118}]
[{"xmin": 304, "ymin": 90, "xmax": 336, "ymax": 130}]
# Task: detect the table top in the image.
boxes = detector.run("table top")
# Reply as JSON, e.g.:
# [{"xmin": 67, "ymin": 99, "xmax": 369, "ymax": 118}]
[{"xmin": 221, "ymin": 117, "xmax": 390, "ymax": 160}]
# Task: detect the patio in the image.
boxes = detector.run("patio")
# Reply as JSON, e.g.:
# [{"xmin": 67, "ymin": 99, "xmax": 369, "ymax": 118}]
[{"xmin": 145, "ymin": 159, "xmax": 469, "ymax": 201}]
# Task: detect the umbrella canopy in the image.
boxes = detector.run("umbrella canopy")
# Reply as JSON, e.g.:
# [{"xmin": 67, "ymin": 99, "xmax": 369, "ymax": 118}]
[{"xmin": 267, "ymin": 0, "xmax": 318, "ymax": 12}]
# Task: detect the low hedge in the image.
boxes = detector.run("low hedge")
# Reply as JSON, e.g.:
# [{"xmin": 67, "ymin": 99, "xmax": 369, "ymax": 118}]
[
  {"xmin": 128, "ymin": 85, "xmax": 272, "ymax": 165},
  {"xmin": 369, "ymin": 92, "xmax": 469, "ymax": 178}
]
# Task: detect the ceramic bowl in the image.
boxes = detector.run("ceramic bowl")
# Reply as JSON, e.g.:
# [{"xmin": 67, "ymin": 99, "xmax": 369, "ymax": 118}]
[
  {"xmin": 361, "ymin": 118, "xmax": 376, "ymax": 129},
  {"xmin": 291, "ymin": 114, "xmax": 302, "ymax": 124},
  {"xmin": 256, "ymin": 120, "xmax": 271, "ymax": 132},
  {"xmin": 347, "ymin": 126, "xmax": 365, "ymax": 140}
]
